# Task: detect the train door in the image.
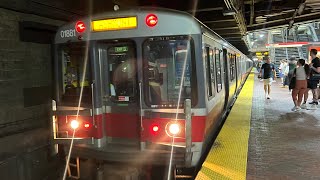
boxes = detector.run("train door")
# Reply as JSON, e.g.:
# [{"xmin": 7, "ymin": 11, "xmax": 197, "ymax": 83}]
[{"xmin": 98, "ymin": 40, "xmax": 140, "ymax": 148}]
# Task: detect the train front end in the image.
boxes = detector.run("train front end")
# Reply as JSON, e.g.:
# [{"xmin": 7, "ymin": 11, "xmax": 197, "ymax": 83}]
[{"xmin": 51, "ymin": 8, "xmax": 207, "ymax": 168}]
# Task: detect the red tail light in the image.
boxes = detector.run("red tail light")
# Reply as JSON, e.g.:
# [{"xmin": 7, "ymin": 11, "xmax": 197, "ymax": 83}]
[
  {"xmin": 146, "ymin": 14, "xmax": 158, "ymax": 27},
  {"xmin": 84, "ymin": 123, "xmax": 90, "ymax": 128},
  {"xmin": 150, "ymin": 124, "xmax": 160, "ymax": 135},
  {"xmin": 75, "ymin": 21, "xmax": 86, "ymax": 33}
]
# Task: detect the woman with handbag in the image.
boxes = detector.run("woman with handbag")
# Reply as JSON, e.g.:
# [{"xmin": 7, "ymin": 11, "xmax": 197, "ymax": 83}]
[{"xmin": 291, "ymin": 59, "xmax": 310, "ymax": 111}]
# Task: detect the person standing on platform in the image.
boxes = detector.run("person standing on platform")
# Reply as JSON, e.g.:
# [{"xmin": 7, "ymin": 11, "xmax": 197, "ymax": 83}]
[
  {"xmin": 283, "ymin": 59, "xmax": 289, "ymax": 87},
  {"xmin": 291, "ymin": 59, "xmax": 310, "ymax": 112},
  {"xmin": 278, "ymin": 60, "xmax": 286, "ymax": 86},
  {"xmin": 303, "ymin": 49, "xmax": 320, "ymax": 109},
  {"xmin": 288, "ymin": 57, "xmax": 297, "ymax": 92},
  {"xmin": 259, "ymin": 57, "xmax": 276, "ymax": 99}
]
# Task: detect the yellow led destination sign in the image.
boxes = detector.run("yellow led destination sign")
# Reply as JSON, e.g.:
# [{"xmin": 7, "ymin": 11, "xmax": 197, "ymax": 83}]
[{"xmin": 92, "ymin": 17, "xmax": 137, "ymax": 31}]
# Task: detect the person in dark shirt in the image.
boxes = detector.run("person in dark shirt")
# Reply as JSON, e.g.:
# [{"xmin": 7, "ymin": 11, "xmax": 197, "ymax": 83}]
[
  {"xmin": 303, "ymin": 49, "xmax": 320, "ymax": 107},
  {"xmin": 259, "ymin": 57, "xmax": 276, "ymax": 99}
]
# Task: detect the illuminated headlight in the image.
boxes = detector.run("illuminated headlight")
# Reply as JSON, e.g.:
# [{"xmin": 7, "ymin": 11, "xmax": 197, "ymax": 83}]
[
  {"xmin": 168, "ymin": 123, "xmax": 180, "ymax": 135},
  {"xmin": 70, "ymin": 120, "xmax": 79, "ymax": 129}
]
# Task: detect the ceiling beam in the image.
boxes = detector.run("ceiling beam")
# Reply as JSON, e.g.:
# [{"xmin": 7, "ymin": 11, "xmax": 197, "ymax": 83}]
[
  {"xmin": 250, "ymin": 0, "xmax": 254, "ymax": 25},
  {"xmin": 203, "ymin": 19, "xmax": 235, "ymax": 23},
  {"xmin": 188, "ymin": 7, "xmax": 223, "ymax": 13},
  {"xmin": 213, "ymin": 26, "xmax": 240, "ymax": 30},
  {"xmin": 248, "ymin": 12, "xmax": 320, "ymax": 31}
]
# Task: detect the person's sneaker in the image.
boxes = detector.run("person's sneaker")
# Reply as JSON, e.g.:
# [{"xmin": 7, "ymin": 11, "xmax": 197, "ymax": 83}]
[
  {"xmin": 267, "ymin": 95, "xmax": 270, "ymax": 99},
  {"xmin": 301, "ymin": 103, "xmax": 307, "ymax": 109},
  {"xmin": 309, "ymin": 101, "xmax": 318, "ymax": 105},
  {"xmin": 308, "ymin": 104, "xmax": 317, "ymax": 110},
  {"xmin": 291, "ymin": 106, "xmax": 298, "ymax": 112}
]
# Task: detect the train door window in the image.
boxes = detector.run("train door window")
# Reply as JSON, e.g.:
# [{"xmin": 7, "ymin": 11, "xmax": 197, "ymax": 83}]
[
  {"xmin": 59, "ymin": 43, "xmax": 92, "ymax": 106},
  {"xmin": 143, "ymin": 36, "xmax": 195, "ymax": 108},
  {"xmin": 215, "ymin": 48, "xmax": 223, "ymax": 92},
  {"xmin": 106, "ymin": 41, "xmax": 137, "ymax": 102},
  {"xmin": 204, "ymin": 47, "xmax": 212, "ymax": 97}
]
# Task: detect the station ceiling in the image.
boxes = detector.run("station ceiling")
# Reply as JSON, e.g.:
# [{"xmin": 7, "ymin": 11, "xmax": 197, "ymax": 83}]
[{"xmin": 2, "ymin": 0, "xmax": 320, "ymax": 55}]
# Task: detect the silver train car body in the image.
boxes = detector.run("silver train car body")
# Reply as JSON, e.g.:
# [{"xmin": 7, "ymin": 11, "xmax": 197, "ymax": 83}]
[{"xmin": 52, "ymin": 7, "xmax": 253, "ymax": 169}]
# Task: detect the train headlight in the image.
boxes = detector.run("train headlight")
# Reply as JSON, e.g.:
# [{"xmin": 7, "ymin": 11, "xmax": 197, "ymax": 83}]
[
  {"xmin": 168, "ymin": 123, "xmax": 180, "ymax": 135},
  {"xmin": 70, "ymin": 120, "xmax": 79, "ymax": 129}
]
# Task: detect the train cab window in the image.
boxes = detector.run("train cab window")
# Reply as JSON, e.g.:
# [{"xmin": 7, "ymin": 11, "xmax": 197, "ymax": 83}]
[
  {"xmin": 59, "ymin": 43, "xmax": 92, "ymax": 106},
  {"xmin": 107, "ymin": 42, "xmax": 137, "ymax": 102},
  {"xmin": 143, "ymin": 36, "xmax": 196, "ymax": 108},
  {"xmin": 215, "ymin": 48, "xmax": 223, "ymax": 92}
]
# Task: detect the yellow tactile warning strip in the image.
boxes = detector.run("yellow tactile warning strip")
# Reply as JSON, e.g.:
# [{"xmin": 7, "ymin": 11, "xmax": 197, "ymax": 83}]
[{"xmin": 196, "ymin": 72, "xmax": 254, "ymax": 180}]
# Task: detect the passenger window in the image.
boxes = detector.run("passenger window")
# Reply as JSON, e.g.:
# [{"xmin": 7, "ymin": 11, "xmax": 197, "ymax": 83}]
[
  {"xmin": 215, "ymin": 48, "xmax": 223, "ymax": 92},
  {"xmin": 205, "ymin": 47, "xmax": 212, "ymax": 97},
  {"xmin": 209, "ymin": 48, "xmax": 215, "ymax": 95},
  {"xmin": 230, "ymin": 53, "xmax": 236, "ymax": 81}
]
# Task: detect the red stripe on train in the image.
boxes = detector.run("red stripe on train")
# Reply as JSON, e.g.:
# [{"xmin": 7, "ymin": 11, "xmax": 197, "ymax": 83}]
[
  {"xmin": 57, "ymin": 114, "xmax": 103, "ymax": 139},
  {"xmin": 105, "ymin": 113, "xmax": 140, "ymax": 138}
]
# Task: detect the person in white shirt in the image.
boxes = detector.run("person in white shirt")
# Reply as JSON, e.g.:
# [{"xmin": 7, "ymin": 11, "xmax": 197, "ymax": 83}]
[{"xmin": 291, "ymin": 59, "xmax": 310, "ymax": 111}]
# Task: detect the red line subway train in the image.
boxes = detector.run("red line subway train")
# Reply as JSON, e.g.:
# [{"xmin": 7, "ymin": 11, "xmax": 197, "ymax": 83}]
[{"xmin": 52, "ymin": 6, "xmax": 253, "ymax": 177}]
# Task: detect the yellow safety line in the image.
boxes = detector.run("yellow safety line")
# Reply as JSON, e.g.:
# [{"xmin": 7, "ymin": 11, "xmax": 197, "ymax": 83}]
[{"xmin": 196, "ymin": 73, "xmax": 254, "ymax": 180}]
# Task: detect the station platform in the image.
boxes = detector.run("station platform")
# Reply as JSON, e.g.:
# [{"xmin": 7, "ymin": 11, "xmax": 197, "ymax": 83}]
[{"xmin": 196, "ymin": 69, "xmax": 320, "ymax": 180}]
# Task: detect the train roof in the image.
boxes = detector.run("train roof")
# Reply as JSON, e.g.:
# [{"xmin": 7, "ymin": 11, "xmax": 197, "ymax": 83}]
[{"xmin": 54, "ymin": 7, "xmax": 249, "ymax": 57}]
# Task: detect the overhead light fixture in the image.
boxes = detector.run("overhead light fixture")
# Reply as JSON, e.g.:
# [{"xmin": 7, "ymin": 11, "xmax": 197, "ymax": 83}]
[
  {"xmin": 114, "ymin": 4, "xmax": 120, "ymax": 11},
  {"xmin": 223, "ymin": 9, "xmax": 236, "ymax": 16},
  {"xmin": 297, "ymin": 3, "xmax": 305, "ymax": 15}
]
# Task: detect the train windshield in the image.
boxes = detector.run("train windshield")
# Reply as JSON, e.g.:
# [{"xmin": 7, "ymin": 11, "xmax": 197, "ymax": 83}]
[
  {"xmin": 143, "ymin": 36, "xmax": 193, "ymax": 108},
  {"xmin": 58, "ymin": 43, "xmax": 92, "ymax": 106}
]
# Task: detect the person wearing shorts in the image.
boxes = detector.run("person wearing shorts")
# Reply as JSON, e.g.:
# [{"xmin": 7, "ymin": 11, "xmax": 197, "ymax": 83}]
[
  {"xmin": 260, "ymin": 57, "xmax": 276, "ymax": 99},
  {"xmin": 302, "ymin": 49, "xmax": 320, "ymax": 109}
]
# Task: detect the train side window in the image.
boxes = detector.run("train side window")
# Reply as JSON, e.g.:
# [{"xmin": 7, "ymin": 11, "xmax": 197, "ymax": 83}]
[
  {"xmin": 205, "ymin": 47, "xmax": 212, "ymax": 97},
  {"xmin": 209, "ymin": 48, "xmax": 216, "ymax": 97},
  {"xmin": 215, "ymin": 48, "xmax": 223, "ymax": 92},
  {"xmin": 229, "ymin": 53, "xmax": 235, "ymax": 81}
]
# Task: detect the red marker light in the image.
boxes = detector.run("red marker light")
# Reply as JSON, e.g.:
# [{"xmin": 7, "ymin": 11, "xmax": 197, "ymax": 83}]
[
  {"xmin": 146, "ymin": 14, "xmax": 158, "ymax": 27},
  {"xmin": 75, "ymin": 21, "xmax": 86, "ymax": 33},
  {"xmin": 84, "ymin": 123, "xmax": 90, "ymax": 128},
  {"xmin": 152, "ymin": 125, "xmax": 159, "ymax": 132},
  {"xmin": 150, "ymin": 124, "xmax": 160, "ymax": 135}
]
